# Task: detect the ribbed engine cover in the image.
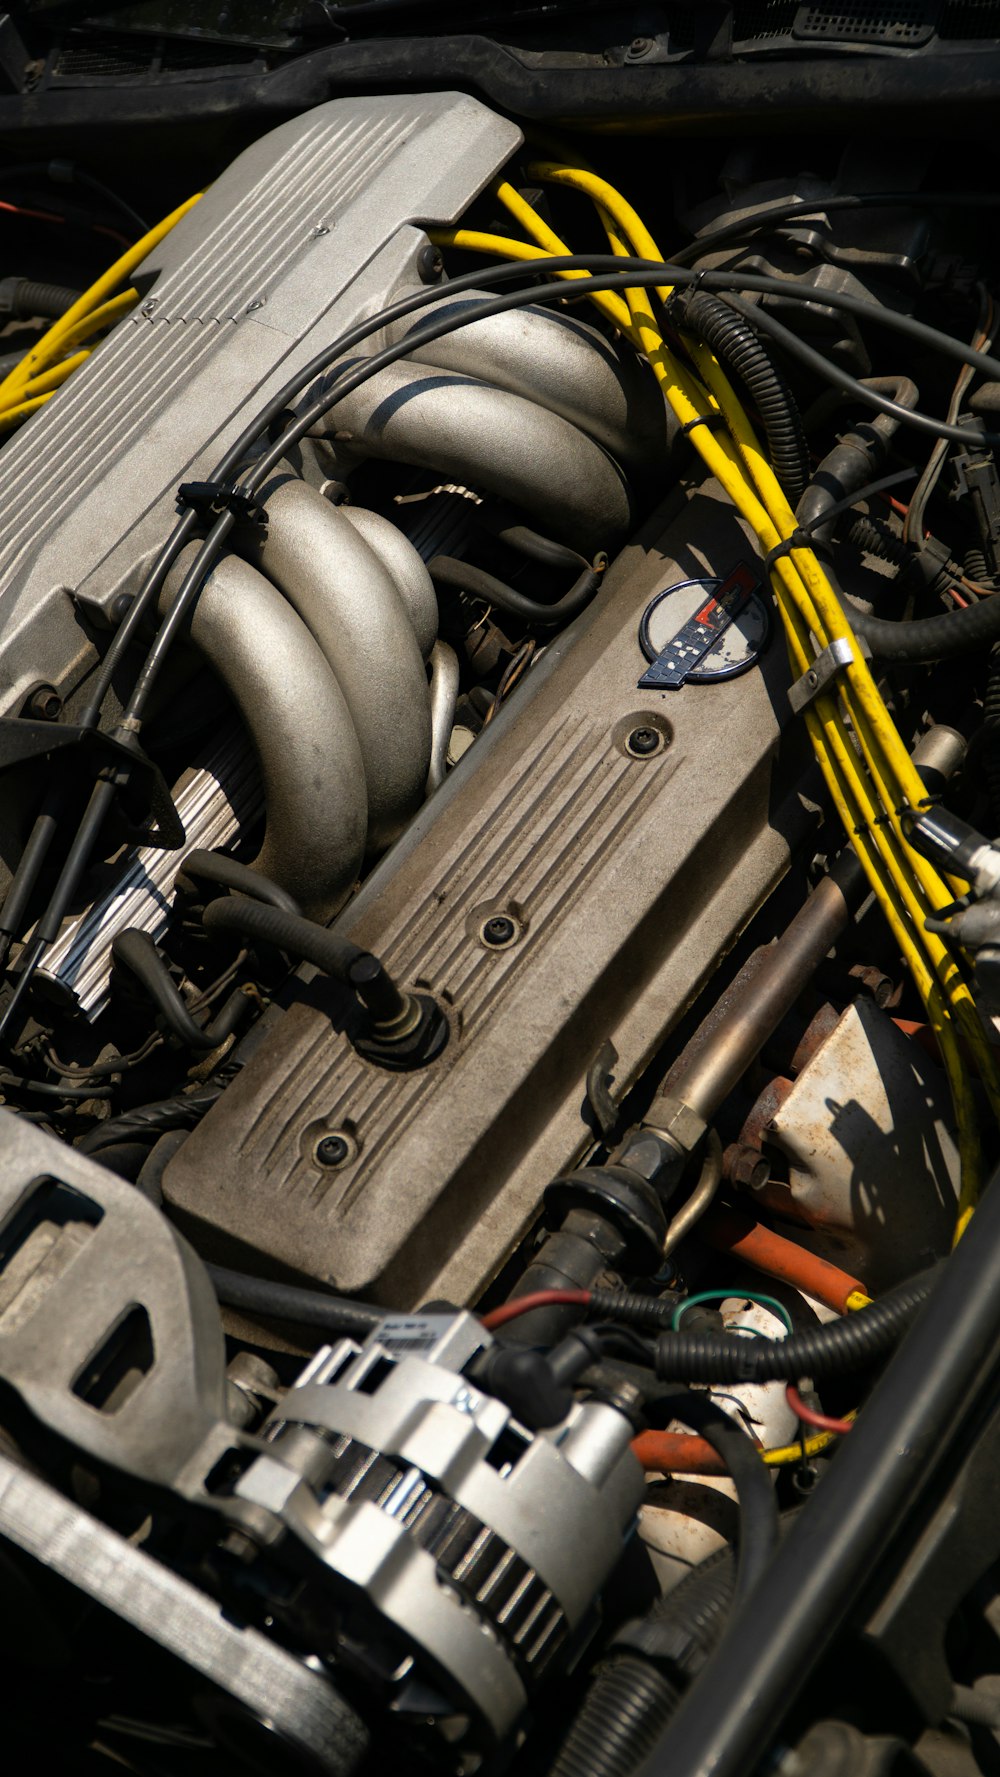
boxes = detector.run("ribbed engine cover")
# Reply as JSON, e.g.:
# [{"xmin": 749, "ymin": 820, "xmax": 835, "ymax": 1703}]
[
  {"xmin": 0, "ymin": 92, "xmax": 521, "ymax": 725},
  {"xmin": 163, "ymin": 486, "xmax": 812, "ymax": 1308}
]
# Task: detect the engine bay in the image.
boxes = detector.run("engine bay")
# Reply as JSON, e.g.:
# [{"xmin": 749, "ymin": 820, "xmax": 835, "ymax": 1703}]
[{"xmin": 2, "ymin": 44, "xmax": 1000, "ymax": 1777}]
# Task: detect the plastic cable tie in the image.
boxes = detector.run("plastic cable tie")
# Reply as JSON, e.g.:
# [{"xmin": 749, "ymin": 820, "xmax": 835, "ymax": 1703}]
[{"xmin": 177, "ymin": 481, "xmax": 266, "ymax": 528}]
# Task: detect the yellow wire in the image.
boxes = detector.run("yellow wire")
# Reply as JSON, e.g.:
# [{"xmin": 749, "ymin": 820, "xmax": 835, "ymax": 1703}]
[
  {"xmin": 763, "ymin": 1416, "xmax": 856, "ymax": 1466},
  {"xmin": 516, "ymin": 160, "xmax": 995, "ymax": 1224},
  {"xmin": 492, "ymin": 181, "xmax": 638, "ymax": 337},
  {"xmin": 4, "ymin": 349, "xmax": 90, "ymax": 405},
  {"xmin": 427, "ymin": 222, "xmax": 638, "ymax": 339},
  {"xmin": 40, "ymin": 289, "xmax": 140, "ymax": 360},
  {"xmin": 0, "ymin": 192, "xmax": 201, "ymax": 404},
  {"xmin": 0, "ymin": 392, "xmax": 52, "ymax": 433}
]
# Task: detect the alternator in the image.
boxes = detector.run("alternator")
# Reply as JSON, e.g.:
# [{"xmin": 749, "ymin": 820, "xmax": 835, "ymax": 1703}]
[{"xmin": 231, "ymin": 1313, "xmax": 643, "ymax": 1750}]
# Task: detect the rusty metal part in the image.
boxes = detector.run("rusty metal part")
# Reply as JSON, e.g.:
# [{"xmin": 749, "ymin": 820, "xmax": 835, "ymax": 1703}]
[
  {"xmin": 766, "ymin": 997, "xmax": 960, "ymax": 1290},
  {"xmin": 738, "ymin": 1075, "xmax": 796, "ymax": 1154},
  {"xmin": 847, "ymin": 962, "xmax": 896, "ymax": 1008},
  {"xmin": 723, "ymin": 1143, "xmax": 770, "ymax": 1192},
  {"xmin": 162, "ymin": 484, "xmax": 814, "ymax": 1307},
  {"xmin": 788, "ymin": 1005, "xmax": 840, "ymax": 1074},
  {"xmin": 654, "ymin": 856, "xmax": 864, "ymax": 1128}
]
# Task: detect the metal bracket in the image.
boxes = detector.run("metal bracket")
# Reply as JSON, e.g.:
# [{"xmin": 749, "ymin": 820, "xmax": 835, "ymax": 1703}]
[
  {"xmin": 0, "ymin": 718, "xmax": 185, "ymax": 851},
  {"xmin": 787, "ymin": 637, "xmax": 856, "ymax": 715}
]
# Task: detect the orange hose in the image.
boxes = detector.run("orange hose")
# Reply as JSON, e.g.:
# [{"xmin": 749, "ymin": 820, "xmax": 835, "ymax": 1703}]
[
  {"xmin": 632, "ymin": 1431, "xmax": 727, "ymax": 1475},
  {"xmin": 698, "ymin": 1206, "xmax": 867, "ymax": 1313}
]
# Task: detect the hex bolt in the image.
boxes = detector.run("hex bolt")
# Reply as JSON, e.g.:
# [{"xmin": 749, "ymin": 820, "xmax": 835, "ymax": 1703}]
[
  {"xmin": 315, "ymin": 1133, "xmax": 350, "ymax": 1168},
  {"xmin": 27, "ymin": 684, "xmax": 61, "ymax": 722},
  {"xmin": 626, "ymin": 726, "xmax": 662, "ymax": 757},
  {"xmin": 481, "ymin": 914, "xmax": 518, "ymax": 949},
  {"xmin": 629, "ymin": 35, "xmax": 654, "ymax": 55},
  {"xmin": 848, "ymin": 963, "xmax": 895, "ymax": 1008},
  {"xmin": 726, "ymin": 1143, "xmax": 771, "ymax": 1191},
  {"xmin": 417, "ymin": 243, "xmax": 444, "ymax": 283}
]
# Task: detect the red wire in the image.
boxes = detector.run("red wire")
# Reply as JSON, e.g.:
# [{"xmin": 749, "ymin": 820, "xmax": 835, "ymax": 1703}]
[
  {"xmin": 785, "ymin": 1382, "xmax": 853, "ymax": 1436},
  {"xmin": 0, "ymin": 198, "xmax": 65, "ymax": 224},
  {"xmin": 480, "ymin": 1289, "xmax": 592, "ymax": 1330}
]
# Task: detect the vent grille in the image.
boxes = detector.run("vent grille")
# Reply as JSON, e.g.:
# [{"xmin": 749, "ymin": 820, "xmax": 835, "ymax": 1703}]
[
  {"xmin": 52, "ymin": 32, "xmax": 261, "ymax": 82},
  {"xmin": 733, "ymin": 0, "xmax": 800, "ymax": 36},
  {"xmin": 794, "ymin": 0, "xmax": 939, "ymax": 40}
]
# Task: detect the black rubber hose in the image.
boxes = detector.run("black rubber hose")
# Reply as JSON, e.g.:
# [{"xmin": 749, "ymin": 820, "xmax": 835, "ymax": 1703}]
[
  {"xmin": 76, "ymin": 1085, "xmax": 220, "ymax": 1155},
  {"xmin": 551, "ymin": 1552, "xmax": 736, "ymax": 1777},
  {"xmin": 205, "ymin": 1264, "xmax": 385, "ymax": 1338},
  {"xmin": 683, "ymin": 291, "xmax": 810, "ymax": 501},
  {"xmin": 654, "ymin": 1268, "xmax": 936, "ymax": 1383},
  {"xmin": 831, "ymin": 557, "xmax": 1000, "ymax": 662},
  {"xmin": 428, "ymin": 553, "xmax": 603, "ymax": 627},
  {"xmin": 179, "ymin": 850, "xmax": 301, "ymax": 914},
  {"xmin": 475, "ymin": 506, "xmax": 595, "ymax": 573},
  {"xmin": 983, "ymin": 645, "xmax": 1000, "ymax": 830},
  {"xmin": 668, "ymin": 1390, "xmax": 778, "ymax": 1600},
  {"xmin": 112, "ymin": 929, "xmax": 249, "ymax": 1052},
  {"xmin": 200, "ymin": 897, "xmax": 408, "ymax": 1028}
]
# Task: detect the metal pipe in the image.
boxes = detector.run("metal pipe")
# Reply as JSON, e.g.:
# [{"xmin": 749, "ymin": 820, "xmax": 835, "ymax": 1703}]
[
  {"xmin": 318, "ymin": 358, "xmax": 633, "ymax": 554},
  {"xmin": 640, "ymin": 1161, "xmax": 1000, "ymax": 1777},
  {"xmin": 655, "ymin": 855, "xmax": 865, "ymax": 1126},
  {"xmin": 662, "ymin": 1129, "xmax": 723, "ymax": 1258},
  {"xmin": 159, "ymin": 547, "xmax": 366, "ymax": 918},
  {"xmin": 339, "ymin": 502, "xmax": 439, "ymax": 660},
  {"xmin": 426, "ymin": 640, "xmax": 460, "ymax": 794},
  {"xmin": 390, "ymin": 285, "xmax": 671, "ymax": 475},
  {"xmin": 248, "ymin": 475, "xmax": 431, "ymax": 854}
]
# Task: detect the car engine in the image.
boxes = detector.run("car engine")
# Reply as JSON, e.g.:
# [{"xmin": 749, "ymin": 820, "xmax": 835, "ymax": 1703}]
[{"xmin": 3, "ymin": 45, "xmax": 1000, "ymax": 1777}]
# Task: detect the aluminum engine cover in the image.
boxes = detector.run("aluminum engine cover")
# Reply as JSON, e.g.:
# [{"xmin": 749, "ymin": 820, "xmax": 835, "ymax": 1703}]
[
  {"xmin": 163, "ymin": 485, "xmax": 814, "ymax": 1307},
  {"xmin": 0, "ymin": 92, "xmax": 521, "ymax": 726}
]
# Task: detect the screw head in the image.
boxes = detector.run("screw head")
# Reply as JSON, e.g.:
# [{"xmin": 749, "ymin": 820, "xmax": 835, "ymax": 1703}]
[
  {"xmin": 246, "ymin": 298, "xmax": 266, "ymax": 313},
  {"xmin": 417, "ymin": 243, "xmax": 444, "ymax": 284},
  {"xmin": 626, "ymin": 726, "xmax": 662, "ymax": 757},
  {"xmin": 315, "ymin": 1133, "xmax": 350, "ymax": 1168},
  {"xmin": 629, "ymin": 34, "xmax": 654, "ymax": 54},
  {"xmin": 481, "ymin": 914, "xmax": 518, "ymax": 949}
]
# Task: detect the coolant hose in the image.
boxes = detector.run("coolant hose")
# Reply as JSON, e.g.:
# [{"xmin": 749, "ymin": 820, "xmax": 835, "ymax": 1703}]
[
  {"xmin": 201, "ymin": 897, "xmax": 409, "ymax": 1029},
  {"xmin": 179, "ymin": 849, "xmax": 301, "ymax": 914},
  {"xmin": 654, "ymin": 1266, "xmax": 936, "ymax": 1382},
  {"xmin": 551, "ymin": 1552, "xmax": 736, "ymax": 1777},
  {"xmin": 684, "ymin": 291, "xmax": 810, "ymax": 502},
  {"xmin": 831, "ymin": 554, "xmax": 1000, "ymax": 662},
  {"xmin": 205, "ymin": 1264, "xmax": 384, "ymax": 1339},
  {"xmin": 429, "ymin": 553, "xmax": 603, "ymax": 626},
  {"xmin": 111, "ymin": 929, "xmax": 249, "ymax": 1052}
]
